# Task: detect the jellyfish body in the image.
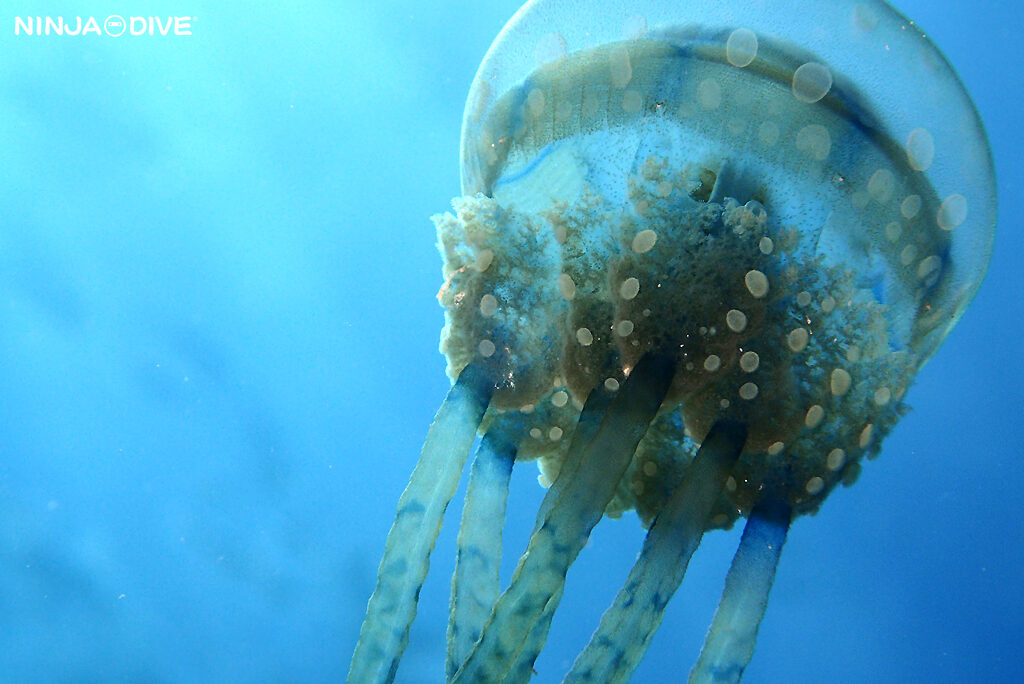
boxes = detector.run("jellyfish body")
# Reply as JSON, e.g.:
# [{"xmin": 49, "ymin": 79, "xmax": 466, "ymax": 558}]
[{"xmin": 349, "ymin": 0, "xmax": 996, "ymax": 682}]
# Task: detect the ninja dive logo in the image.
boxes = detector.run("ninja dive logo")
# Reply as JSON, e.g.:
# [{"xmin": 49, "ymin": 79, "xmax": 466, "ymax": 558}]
[{"xmin": 14, "ymin": 15, "xmax": 195, "ymax": 36}]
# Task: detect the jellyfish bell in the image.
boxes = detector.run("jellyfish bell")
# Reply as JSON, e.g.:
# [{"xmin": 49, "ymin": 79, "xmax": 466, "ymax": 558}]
[{"xmin": 349, "ymin": 0, "xmax": 996, "ymax": 682}]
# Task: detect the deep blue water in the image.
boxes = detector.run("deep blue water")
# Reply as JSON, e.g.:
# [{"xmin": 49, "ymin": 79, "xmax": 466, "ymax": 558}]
[{"xmin": 0, "ymin": 1, "xmax": 1020, "ymax": 682}]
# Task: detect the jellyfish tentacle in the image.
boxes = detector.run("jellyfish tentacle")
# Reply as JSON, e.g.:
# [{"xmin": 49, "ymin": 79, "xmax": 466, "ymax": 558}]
[
  {"xmin": 500, "ymin": 387, "xmax": 617, "ymax": 683},
  {"xmin": 562, "ymin": 419, "xmax": 748, "ymax": 684},
  {"xmin": 533, "ymin": 386, "xmax": 615, "ymax": 526},
  {"xmin": 446, "ymin": 384, "xmax": 614, "ymax": 682},
  {"xmin": 505, "ymin": 585, "xmax": 565, "ymax": 684},
  {"xmin": 689, "ymin": 499, "xmax": 793, "ymax": 684},
  {"xmin": 452, "ymin": 354, "xmax": 676, "ymax": 684},
  {"xmin": 348, "ymin": 363, "xmax": 494, "ymax": 684},
  {"xmin": 446, "ymin": 425, "xmax": 517, "ymax": 681}
]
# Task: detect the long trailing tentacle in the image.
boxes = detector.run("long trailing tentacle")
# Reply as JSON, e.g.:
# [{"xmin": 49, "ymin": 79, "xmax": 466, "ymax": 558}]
[
  {"xmin": 502, "ymin": 386, "xmax": 616, "ymax": 683},
  {"xmin": 689, "ymin": 499, "xmax": 792, "ymax": 684},
  {"xmin": 446, "ymin": 425, "xmax": 517, "ymax": 680},
  {"xmin": 348, "ymin": 363, "xmax": 493, "ymax": 684},
  {"xmin": 563, "ymin": 419, "xmax": 748, "ymax": 683},
  {"xmin": 452, "ymin": 354, "xmax": 676, "ymax": 684},
  {"xmin": 504, "ymin": 585, "xmax": 564, "ymax": 684},
  {"xmin": 533, "ymin": 386, "xmax": 616, "ymax": 526}
]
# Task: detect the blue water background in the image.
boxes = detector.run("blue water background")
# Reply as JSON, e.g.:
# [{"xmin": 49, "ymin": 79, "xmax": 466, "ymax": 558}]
[{"xmin": 0, "ymin": 1, "xmax": 1020, "ymax": 682}]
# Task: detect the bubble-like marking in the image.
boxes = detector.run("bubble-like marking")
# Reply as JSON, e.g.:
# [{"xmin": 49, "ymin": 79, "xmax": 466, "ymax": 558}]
[
  {"xmin": 859, "ymin": 424, "xmax": 874, "ymax": 448},
  {"xmin": 792, "ymin": 62, "xmax": 832, "ymax": 103},
  {"xmin": 474, "ymin": 249, "xmax": 494, "ymax": 272},
  {"xmin": 901, "ymin": 194, "xmax": 922, "ymax": 219},
  {"xmin": 604, "ymin": 377, "xmax": 620, "ymax": 391},
  {"xmin": 874, "ymin": 387, "xmax": 891, "ymax": 405},
  {"xmin": 830, "ymin": 368, "xmax": 852, "ymax": 396},
  {"xmin": 632, "ymin": 480, "xmax": 645, "ymax": 496},
  {"xmin": 622, "ymin": 89, "xmax": 643, "ymax": 114},
  {"xmin": 744, "ymin": 200, "xmax": 767, "ymax": 224},
  {"xmin": 576, "ymin": 327, "xmax": 594, "ymax": 346},
  {"xmin": 796, "ymin": 291, "xmax": 812, "ymax": 307},
  {"xmin": 551, "ymin": 390, "xmax": 569, "ymax": 407},
  {"xmin": 620, "ymin": 277, "xmax": 641, "ymax": 300},
  {"xmin": 559, "ymin": 273, "xmax": 576, "ymax": 300},
  {"xmin": 642, "ymin": 460, "xmax": 658, "ymax": 476},
  {"xmin": 726, "ymin": 28, "xmax": 758, "ymax": 67},
  {"xmin": 906, "ymin": 127, "xmax": 935, "ymax": 171},
  {"xmin": 549, "ymin": 426, "xmax": 563, "ymax": 441},
  {"xmin": 917, "ymin": 255, "xmax": 942, "ymax": 280},
  {"xmin": 525, "ymin": 88, "xmax": 546, "ymax": 119},
  {"xmin": 697, "ymin": 79, "xmax": 722, "ymax": 110},
  {"xmin": 821, "ymin": 295, "xmax": 836, "ymax": 313},
  {"xmin": 537, "ymin": 473, "xmax": 552, "ymax": 488},
  {"xmin": 719, "ymin": 398, "xmax": 731, "ymax": 409},
  {"xmin": 480, "ymin": 294, "xmax": 498, "ymax": 317},
  {"xmin": 885, "ymin": 221, "xmax": 902, "ymax": 242},
  {"xmin": 609, "ymin": 44, "xmax": 633, "ymax": 89},
  {"xmin": 846, "ymin": 345, "xmax": 862, "ymax": 363},
  {"xmin": 900, "ymin": 244, "xmax": 918, "ymax": 266},
  {"xmin": 529, "ymin": 427, "xmax": 542, "ymax": 439},
  {"xmin": 726, "ymin": 309, "xmax": 748, "ymax": 333},
  {"xmin": 478, "ymin": 339, "xmax": 496, "ymax": 357},
  {"xmin": 655, "ymin": 181, "xmax": 673, "ymax": 198},
  {"xmin": 767, "ymin": 441, "xmax": 785, "ymax": 455},
  {"xmin": 553, "ymin": 223, "xmax": 568, "ymax": 244},
  {"xmin": 704, "ymin": 354, "xmax": 722, "ymax": 372},
  {"xmin": 805, "ymin": 404, "xmax": 824, "ymax": 428},
  {"xmin": 795, "ymin": 124, "xmax": 831, "ymax": 160},
  {"xmin": 727, "ymin": 118, "xmax": 745, "ymax": 136},
  {"xmin": 725, "ymin": 476, "xmax": 738, "ymax": 492},
  {"xmin": 740, "ymin": 351, "xmax": 760, "ymax": 372},
  {"xmin": 744, "ymin": 270, "xmax": 769, "ymax": 298},
  {"xmin": 937, "ymin": 194, "xmax": 968, "ymax": 231},
  {"xmin": 827, "ymin": 448, "xmax": 846, "ymax": 471},
  {"xmin": 634, "ymin": 199, "xmax": 649, "ymax": 216},
  {"xmin": 630, "ymin": 229, "xmax": 655, "ymax": 255},
  {"xmin": 805, "ymin": 477, "xmax": 825, "ymax": 495},
  {"xmin": 758, "ymin": 237, "xmax": 774, "ymax": 255},
  {"xmin": 788, "ymin": 327, "xmax": 809, "ymax": 352},
  {"xmin": 739, "ymin": 382, "xmax": 759, "ymax": 400},
  {"xmin": 520, "ymin": 403, "xmax": 535, "ymax": 414},
  {"xmin": 868, "ymin": 168, "xmax": 895, "ymax": 203},
  {"xmin": 615, "ymin": 319, "xmax": 635, "ymax": 337},
  {"xmin": 534, "ymin": 32, "xmax": 567, "ymax": 68}
]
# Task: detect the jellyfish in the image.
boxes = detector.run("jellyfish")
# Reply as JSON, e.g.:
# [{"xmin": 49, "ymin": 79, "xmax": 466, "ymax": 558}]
[{"xmin": 348, "ymin": 0, "xmax": 996, "ymax": 681}]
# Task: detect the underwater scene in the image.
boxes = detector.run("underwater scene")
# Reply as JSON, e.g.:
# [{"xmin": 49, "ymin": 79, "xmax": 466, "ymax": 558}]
[{"xmin": 1, "ymin": 0, "xmax": 1020, "ymax": 682}]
